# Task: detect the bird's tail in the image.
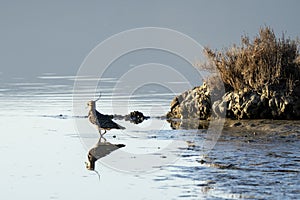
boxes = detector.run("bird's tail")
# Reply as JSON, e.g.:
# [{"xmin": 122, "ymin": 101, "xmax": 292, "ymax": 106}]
[{"xmin": 115, "ymin": 144, "xmax": 126, "ymax": 148}]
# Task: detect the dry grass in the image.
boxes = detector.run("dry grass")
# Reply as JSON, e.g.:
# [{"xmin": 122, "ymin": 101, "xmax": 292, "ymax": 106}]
[{"xmin": 203, "ymin": 27, "xmax": 300, "ymax": 94}]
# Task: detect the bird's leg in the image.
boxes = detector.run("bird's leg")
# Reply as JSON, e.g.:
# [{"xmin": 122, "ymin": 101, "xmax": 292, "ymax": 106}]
[
  {"xmin": 97, "ymin": 126, "xmax": 102, "ymax": 136},
  {"xmin": 101, "ymin": 136, "xmax": 107, "ymax": 142},
  {"xmin": 102, "ymin": 130, "xmax": 107, "ymax": 135},
  {"xmin": 98, "ymin": 134, "xmax": 106, "ymax": 143}
]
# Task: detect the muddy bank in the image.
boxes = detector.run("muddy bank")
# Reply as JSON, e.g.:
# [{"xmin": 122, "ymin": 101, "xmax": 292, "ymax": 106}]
[{"xmin": 168, "ymin": 119, "xmax": 300, "ymax": 139}]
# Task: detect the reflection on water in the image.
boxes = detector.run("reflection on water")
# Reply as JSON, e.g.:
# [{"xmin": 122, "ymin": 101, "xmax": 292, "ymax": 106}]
[
  {"xmin": 1, "ymin": 75, "xmax": 300, "ymax": 199},
  {"xmin": 86, "ymin": 137, "xmax": 125, "ymax": 171},
  {"xmin": 168, "ymin": 119, "xmax": 210, "ymax": 130}
]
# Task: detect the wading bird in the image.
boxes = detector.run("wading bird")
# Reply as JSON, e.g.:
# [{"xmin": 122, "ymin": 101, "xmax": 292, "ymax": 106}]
[{"xmin": 87, "ymin": 95, "xmax": 125, "ymax": 136}]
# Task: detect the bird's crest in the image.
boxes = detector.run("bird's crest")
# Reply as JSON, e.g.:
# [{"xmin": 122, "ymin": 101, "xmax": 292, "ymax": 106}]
[{"xmin": 95, "ymin": 92, "xmax": 102, "ymax": 102}]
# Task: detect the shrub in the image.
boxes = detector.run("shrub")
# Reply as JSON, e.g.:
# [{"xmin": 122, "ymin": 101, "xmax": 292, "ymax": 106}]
[{"xmin": 203, "ymin": 26, "xmax": 300, "ymax": 94}]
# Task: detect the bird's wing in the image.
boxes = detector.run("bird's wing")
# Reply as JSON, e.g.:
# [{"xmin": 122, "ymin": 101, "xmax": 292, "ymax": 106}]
[
  {"xmin": 95, "ymin": 110, "xmax": 114, "ymax": 120},
  {"xmin": 95, "ymin": 109, "xmax": 125, "ymax": 129},
  {"xmin": 98, "ymin": 117, "xmax": 125, "ymax": 129}
]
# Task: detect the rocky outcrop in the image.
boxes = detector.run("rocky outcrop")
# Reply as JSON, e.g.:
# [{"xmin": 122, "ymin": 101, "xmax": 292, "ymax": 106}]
[
  {"xmin": 167, "ymin": 83, "xmax": 300, "ymax": 120},
  {"xmin": 166, "ymin": 83, "xmax": 211, "ymax": 120},
  {"xmin": 213, "ymin": 90, "xmax": 297, "ymax": 119}
]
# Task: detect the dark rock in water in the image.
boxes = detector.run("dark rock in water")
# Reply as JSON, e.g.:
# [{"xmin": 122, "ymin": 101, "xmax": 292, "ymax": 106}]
[
  {"xmin": 112, "ymin": 111, "xmax": 150, "ymax": 124},
  {"xmin": 197, "ymin": 159, "xmax": 206, "ymax": 164},
  {"xmin": 125, "ymin": 111, "xmax": 150, "ymax": 124}
]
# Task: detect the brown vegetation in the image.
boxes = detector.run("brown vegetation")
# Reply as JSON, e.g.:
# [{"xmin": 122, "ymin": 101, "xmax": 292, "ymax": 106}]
[
  {"xmin": 204, "ymin": 27, "xmax": 300, "ymax": 94},
  {"xmin": 168, "ymin": 27, "xmax": 300, "ymax": 120}
]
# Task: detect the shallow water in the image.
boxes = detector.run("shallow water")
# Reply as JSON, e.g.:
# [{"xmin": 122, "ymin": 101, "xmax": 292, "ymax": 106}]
[{"xmin": 0, "ymin": 75, "xmax": 299, "ymax": 200}]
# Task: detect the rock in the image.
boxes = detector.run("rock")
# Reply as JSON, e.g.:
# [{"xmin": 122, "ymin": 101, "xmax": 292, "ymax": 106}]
[
  {"xmin": 170, "ymin": 97, "xmax": 179, "ymax": 110},
  {"xmin": 125, "ymin": 111, "xmax": 149, "ymax": 124},
  {"xmin": 113, "ymin": 111, "xmax": 150, "ymax": 124},
  {"xmin": 166, "ymin": 83, "xmax": 212, "ymax": 119},
  {"xmin": 167, "ymin": 82, "xmax": 300, "ymax": 120}
]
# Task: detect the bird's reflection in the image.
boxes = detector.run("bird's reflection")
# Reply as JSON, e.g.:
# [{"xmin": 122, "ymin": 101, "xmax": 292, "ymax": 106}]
[{"xmin": 85, "ymin": 137, "xmax": 125, "ymax": 171}]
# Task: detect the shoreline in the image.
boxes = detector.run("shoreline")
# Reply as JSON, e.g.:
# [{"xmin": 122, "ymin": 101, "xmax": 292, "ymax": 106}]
[{"xmin": 168, "ymin": 117, "xmax": 300, "ymax": 134}]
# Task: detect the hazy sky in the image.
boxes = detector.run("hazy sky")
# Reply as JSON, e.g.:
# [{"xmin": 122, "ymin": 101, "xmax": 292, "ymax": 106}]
[{"xmin": 0, "ymin": 0, "xmax": 299, "ymax": 80}]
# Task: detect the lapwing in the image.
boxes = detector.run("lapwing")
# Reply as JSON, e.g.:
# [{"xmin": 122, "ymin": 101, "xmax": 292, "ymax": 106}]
[{"xmin": 87, "ymin": 99, "xmax": 125, "ymax": 136}]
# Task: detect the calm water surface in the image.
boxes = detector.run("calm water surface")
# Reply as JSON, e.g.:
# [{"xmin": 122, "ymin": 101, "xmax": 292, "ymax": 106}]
[{"xmin": 0, "ymin": 75, "xmax": 299, "ymax": 200}]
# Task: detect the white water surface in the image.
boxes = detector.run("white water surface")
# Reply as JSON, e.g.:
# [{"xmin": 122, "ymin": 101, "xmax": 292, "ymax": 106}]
[{"xmin": 0, "ymin": 76, "xmax": 299, "ymax": 200}]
